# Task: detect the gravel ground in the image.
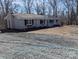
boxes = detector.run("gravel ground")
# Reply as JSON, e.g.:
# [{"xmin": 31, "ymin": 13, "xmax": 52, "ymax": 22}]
[
  {"xmin": 0, "ymin": 25, "xmax": 77, "ymax": 59},
  {"xmin": 0, "ymin": 32, "xmax": 77, "ymax": 59}
]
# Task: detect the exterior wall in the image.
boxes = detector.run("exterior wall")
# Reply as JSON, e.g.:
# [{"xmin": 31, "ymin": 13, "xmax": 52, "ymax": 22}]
[
  {"xmin": 47, "ymin": 19, "xmax": 60, "ymax": 27},
  {"xmin": 47, "ymin": 19, "xmax": 54, "ymax": 27},
  {"xmin": 54, "ymin": 19, "xmax": 60, "ymax": 25},
  {"xmin": 14, "ymin": 19, "xmax": 25, "ymax": 29},
  {"xmin": 7, "ymin": 19, "xmax": 10, "ymax": 28},
  {"xmin": 32, "ymin": 20, "xmax": 40, "ymax": 27},
  {"xmin": 6, "ymin": 17, "xmax": 60, "ymax": 29},
  {"xmin": 40, "ymin": 20, "xmax": 47, "ymax": 27},
  {"xmin": 7, "ymin": 16, "xmax": 13, "ymax": 29},
  {"xmin": 32, "ymin": 20, "xmax": 48, "ymax": 28}
]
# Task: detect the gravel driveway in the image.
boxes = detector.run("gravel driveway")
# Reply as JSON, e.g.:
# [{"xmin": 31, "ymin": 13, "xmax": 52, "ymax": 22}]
[{"xmin": 0, "ymin": 32, "xmax": 77, "ymax": 59}]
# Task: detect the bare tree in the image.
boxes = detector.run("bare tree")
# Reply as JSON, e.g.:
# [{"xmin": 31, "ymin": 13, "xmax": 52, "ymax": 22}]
[
  {"xmin": 0, "ymin": 0, "xmax": 5, "ymax": 15},
  {"xmin": 12, "ymin": 3, "xmax": 22, "ymax": 13},
  {"xmin": 34, "ymin": 0, "xmax": 46, "ymax": 15},
  {"xmin": 63, "ymin": 0, "xmax": 71, "ymax": 24},
  {"xmin": 35, "ymin": 2, "xmax": 42, "ymax": 15},
  {"xmin": 75, "ymin": 0, "xmax": 78, "ymax": 25},
  {"xmin": 22, "ymin": 0, "xmax": 33, "ymax": 14},
  {"xmin": 48, "ymin": 0, "xmax": 58, "ymax": 17},
  {"xmin": 48, "ymin": 6, "xmax": 52, "ymax": 16},
  {"xmin": 0, "ymin": 0, "xmax": 14, "ymax": 16},
  {"xmin": 0, "ymin": 0, "xmax": 14, "ymax": 28},
  {"xmin": 62, "ymin": 0, "xmax": 78, "ymax": 25},
  {"xmin": 0, "ymin": 0, "xmax": 77, "ymax": 25},
  {"xmin": 42, "ymin": 0, "xmax": 46, "ymax": 15}
]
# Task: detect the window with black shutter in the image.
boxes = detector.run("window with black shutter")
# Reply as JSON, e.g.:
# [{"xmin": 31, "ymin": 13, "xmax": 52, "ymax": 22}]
[{"xmin": 24, "ymin": 20, "xmax": 28, "ymax": 25}]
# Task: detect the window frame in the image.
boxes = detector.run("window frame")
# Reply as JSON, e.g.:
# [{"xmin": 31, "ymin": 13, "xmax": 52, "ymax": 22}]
[
  {"xmin": 49, "ymin": 20, "xmax": 54, "ymax": 23},
  {"xmin": 32, "ymin": 20, "xmax": 34, "ymax": 25},
  {"xmin": 40, "ymin": 20, "xmax": 45, "ymax": 24},
  {"xmin": 29, "ymin": 20, "xmax": 31, "ymax": 24},
  {"xmin": 56, "ymin": 20, "xmax": 58, "ymax": 22},
  {"xmin": 24, "ymin": 20, "xmax": 28, "ymax": 26}
]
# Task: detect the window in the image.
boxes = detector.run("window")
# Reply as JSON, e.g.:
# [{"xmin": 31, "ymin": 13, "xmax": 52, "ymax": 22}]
[
  {"xmin": 56, "ymin": 20, "xmax": 58, "ymax": 23},
  {"xmin": 40, "ymin": 20, "xmax": 45, "ymax": 24},
  {"xmin": 49, "ymin": 20, "xmax": 54, "ymax": 23},
  {"xmin": 29, "ymin": 20, "xmax": 31, "ymax": 24},
  {"xmin": 24, "ymin": 20, "xmax": 28, "ymax": 25},
  {"xmin": 32, "ymin": 20, "xmax": 34, "ymax": 24}
]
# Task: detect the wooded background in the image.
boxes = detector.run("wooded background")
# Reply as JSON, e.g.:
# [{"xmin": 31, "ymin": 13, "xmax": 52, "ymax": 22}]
[{"xmin": 0, "ymin": 0, "xmax": 78, "ymax": 26}]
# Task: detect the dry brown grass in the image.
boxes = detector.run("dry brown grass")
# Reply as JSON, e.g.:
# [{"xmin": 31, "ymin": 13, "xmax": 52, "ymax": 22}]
[{"xmin": 28, "ymin": 25, "xmax": 78, "ymax": 38}]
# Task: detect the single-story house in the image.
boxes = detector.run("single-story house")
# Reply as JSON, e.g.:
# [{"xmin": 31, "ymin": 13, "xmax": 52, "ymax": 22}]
[{"xmin": 5, "ymin": 13, "xmax": 60, "ymax": 30}]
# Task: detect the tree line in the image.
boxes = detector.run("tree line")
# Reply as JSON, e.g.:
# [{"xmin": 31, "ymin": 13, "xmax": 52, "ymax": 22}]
[{"xmin": 0, "ymin": 0, "xmax": 78, "ymax": 25}]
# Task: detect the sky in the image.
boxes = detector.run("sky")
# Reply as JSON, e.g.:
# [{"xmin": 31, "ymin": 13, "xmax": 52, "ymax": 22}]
[{"xmin": 12, "ymin": 0, "xmax": 66, "ymax": 14}]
